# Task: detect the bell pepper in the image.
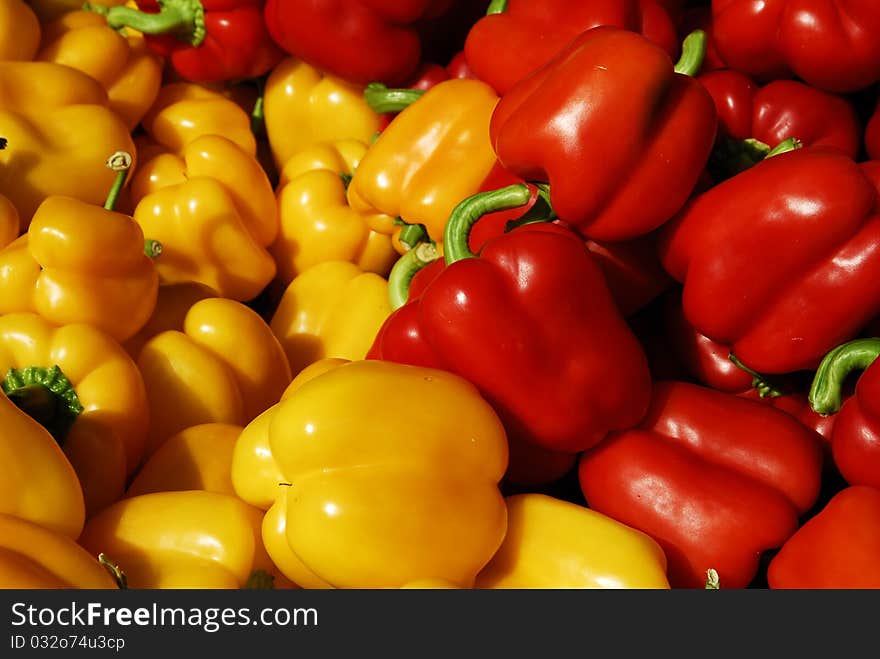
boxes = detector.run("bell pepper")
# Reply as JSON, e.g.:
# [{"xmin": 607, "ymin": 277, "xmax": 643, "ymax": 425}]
[
  {"xmin": 475, "ymin": 494, "xmax": 670, "ymax": 589},
  {"xmin": 0, "ymin": 312, "xmax": 149, "ymax": 518},
  {"xmin": 489, "ymin": 27, "xmax": 717, "ymax": 242},
  {"xmin": 140, "ymin": 81, "xmax": 257, "ymax": 158},
  {"xmin": 263, "ymin": 57, "xmax": 382, "ymax": 173},
  {"xmin": 0, "ymin": 0, "xmax": 40, "ymax": 61},
  {"xmin": 0, "ymin": 384, "xmax": 84, "ymax": 538},
  {"xmin": 808, "ymin": 337, "xmax": 880, "ymax": 491},
  {"xmin": 578, "ymin": 380, "xmax": 824, "ymax": 589},
  {"xmin": 263, "ymin": 0, "xmax": 462, "ymax": 86},
  {"xmin": 369, "ymin": 187, "xmax": 652, "ymax": 470},
  {"xmin": 0, "ymin": 514, "xmax": 117, "ymax": 589},
  {"xmin": 348, "ymin": 78, "xmax": 500, "ymax": 252},
  {"xmin": 698, "ymin": 68, "xmax": 862, "ymax": 180},
  {"xmin": 0, "ymin": 152, "xmax": 159, "ymax": 342},
  {"xmin": 659, "ymin": 146, "xmax": 880, "ymax": 375},
  {"xmin": 137, "ymin": 296, "xmax": 291, "ymax": 457},
  {"xmin": 464, "ymin": 0, "xmax": 679, "ymax": 96},
  {"xmin": 125, "ymin": 422, "xmax": 244, "ymax": 498},
  {"xmin": 131, "ymin": 134, "xmax": 278, "ymax": 301},
  {"xmin": 78, "ymin": 490, "xmax": 290, "ymax": 589},
  {"xmin": 255, "ymin": 358, "xmax": 509, "ymax": 588},
  {"xmin": 0, "ymin": 61, "xmax": 136, "ymax": 229},
  {"xmin": 767, "ymin": 485, "xmax": 880, "ymax": 589},
  {"xmin": 86, "ymin": 0, "xmax": 283, "ymax": 83},
  {"xmin": 712, "ymin": 0, "xmax": 880, "ymax": 93},
  {"xmin": 271, "ymin": 140, "xmax": 398, "ymax": 284},
  {"xmin": 0, "ymin": 192, "xmax": 19, "ymax": 250},
  {"xmin": 27, "ymin": 0, "xmax": 125, "ymax": 22},
  {"xmin": 35, "ymin": 9, "xmax": 163, "ymax": 131},
  {"xmin": 270, "ymin": 261, "xmax": 392, "ymax": 377}
]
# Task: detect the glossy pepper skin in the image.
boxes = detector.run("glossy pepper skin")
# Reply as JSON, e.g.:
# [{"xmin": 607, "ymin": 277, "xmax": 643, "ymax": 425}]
[
  {"xmin": 271, "ymin": 140, "xmax": 397, "ymax": 284},
  {"xmin": 137, "ymin": 297, "xmax": 291, "ymax": 458},
  {"xmin": 263, "ymin": 57, "xmax": 382, "ymax": 173},
  {"xmin": 712, "ymin": 0, "xmax": 880, "ymax": 94},
  {"xmin": 88, "ymin": 0, "xmax": 283, "ymax": 83},
  {"xmin": 78, "ymin": 490, "xmax": 289, "ymax": 589},
  {"xmin": 0, "ymin": 62, "xmax": 136, "ymax": 229},
  {"xmin": 0, "ymin": 387, "xmax": 84, "ymax": 538},
  {"xmin": 36, "ymin": 10, "xmax": 163, "ymax": 130},
  {"xmin": 264, "ymin": 0, "xmax": 457, "ymax": 86},
  {"xmin": 659, "ymin": 147, "xmax": 880, "ymax": 375},
  {"xmin": 256, "ymin": 359, "xmax": 509, "ymax": 588},
  {"xmin": 578, "ymin": 381, "xmax": 824, "ymax": 589},
  {"xmin": 0, "ymin": 0, "xmax": 41, "ymax": 61},
  {"xmin": 489, "ymin": 27, "xmax": 717, "ymax": 242},
  {"xmin": 348, "ymin": 78, "xmax": 499, "ymax": 252},
  {"xmin": 0, "ymin": 313, "xmax": 149, "ymax": 518},
  {"xmin": 0, "ymin": 514, "xmax": 117, "ymax": 589},
  {"xmin": 768, "ymin": 486, "xmax": 880, "ymax": 589},
  {"xmin": 464, "ymin": 0, "xmax": 679, "ymax": 96},
  {"xmin": 475, "ymin": 494, "xmax": 670, "ymax": 589},
  {"xmin": 0, "ymin": 193, "xmax": 19, "ymax": 250}
]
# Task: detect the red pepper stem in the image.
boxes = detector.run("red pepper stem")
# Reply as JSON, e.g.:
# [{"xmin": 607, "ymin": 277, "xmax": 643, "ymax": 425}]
[
  {"xmin": 728, "ymin": 353, "xmax": 783, "ymax": 398},
  {"xmin": 84, "ymin": 0, "xmax": 206, "ymax": 47},
  {"xmin": 388, "ymin": 242, "xmax": 440, "ymax": 311},
  {"xmin": 673, "ymin": 29, "xmax": 707, "ymax": 77},
  {"xmin": 486, "ymin": 0, "xmax": 508, "ymax": 15},
  {"xmin": 809, "ymin": 338, "xmax": 880, "ymax": 415},
  {"xmin": 364, "ymin": 82, "xmax": 424, "ymax": 114},
  {"xmin": 443, "ymin": 185, "xmax": 532, "ymax": 266},
  {"xmin": 104, "ymin": 151, "xmax": 132, "ymax": 211}
]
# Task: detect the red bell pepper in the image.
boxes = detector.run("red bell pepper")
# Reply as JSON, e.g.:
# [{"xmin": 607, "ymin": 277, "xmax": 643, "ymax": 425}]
[
  {"xmin": 659, "ymin": 146, "xmax": 880, "ymax": 375},
  {"xmin": 263, "ymin": 0, "xmax": 466, "ymax": 86},
  {"xmin": 809, "ymin": 338, "xmax": 880, "ymax": 490},
  {"xmin": 768, "ymin": 485, "xmax": 880, "ymax": 589},
  {"xmin": 712, "ymin": 0, "xmax": 880, "ymax": 93},
  {"xmin": 578, "ymin": 380, "xmax": 824, "ymax": 589},
  {"xmin": 463, "ymin": 0, "xmax": 679, "ymax": 96},
  {"xmin": 369, "ymin": 185, "xmax": 652, "ymax": 483},
  {"xmin": 86, "ymin": 0, "xmax": 283, "ymax": 82},
  {"xmin": 489, "ymin": 26, "xmax": 717, "ymax": 242},
  {"xmin": 698, "ymin": 69, "xmax": 862, "ymax": 179}
]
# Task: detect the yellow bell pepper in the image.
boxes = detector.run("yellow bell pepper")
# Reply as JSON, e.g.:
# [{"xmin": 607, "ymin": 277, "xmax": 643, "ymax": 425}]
[
  {"xmin": 126, "ymin": 423, "xmax": 244, "ymax": 498},
  {"xmin": 263, "ymin": 57, "xmax": 382, "ymax": 172},
  {"xmin": 0, "ymin": 0, "xmax": 41, "ymax": 61},
  {"xmin": 262, "ymin": 358, "xmax": 509, "ymax": 588},
  {"xmin": 131, "ymin": 134, "xmax": 277, "ymax": 301},
  {"xmin": 0, "ymin": 152, "xmax": 159, "ymax": 342},
  {"xmin": 26, "ymin": 0, "xmax": 125, "ymax": 23},
  {"xmin": 140, "ymin": 81, "xmax": 257, "ymax": 158},
  {"xmin": 0, "ymin": 386, "xmax": 84, "ymax": 538},
  {"xmin": 475, "ymin": 494, "xmax": 671, "ymax": 589},
  {"xmin": 35, "ymin": 9, "xmax": 163, "ymax": 130},
  {"xmin": 0, "ymin": 192, "xmax": 20, "ymax": 249},
  {"xmin": 347, "ymin": 78, "xmax": 499, "ymax": 252},
  {"xmin": 137, "ymin": 297, "xmax": 291, "ymax": 457},
  {"xmin": 0, "ymin": 62, "xmax": 137, "ymax": 229},
  {"xmin": 271, "ymin": 140, "xmax": 397, "ymax": 284},
  {"xmin": 269, "ymin": 261, "xmax": 391, "ymax": 375},
  {"xmin": 78, "ymin": 490, "xmax": 291, "ymax": 589},
  {"xmin": 0, "ymin": 312, "xmax": 149, "ymax": 518},
  {"xmin": 0, "ymin": 514, "xmax": 117, "ymax": 588}
]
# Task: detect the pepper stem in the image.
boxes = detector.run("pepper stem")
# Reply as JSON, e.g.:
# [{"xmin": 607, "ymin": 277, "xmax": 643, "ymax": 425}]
[
  {"xmin": 104, "ymin": 151, "xmax": 132, "ymax": 211},
  {"xmin": 673, "ymin": 30, "xmax": 707, "ymax": 77},
  {"xmin": 244, "ymin": 569, "xmax": 275, "ymax": 590},
  {"xmin": 388, "ymin": 242, "xmax": 440, "ymax": 310},
  {"xmin": 84, "ymin": 0, "xmax": 206, "ymax": 47},
  {"xmin": 364, "ymin": 82, "xmax": 425, "ymax": 114},
  {"xmin": 505, "ymin": 183, "xmax": 556, "ymax": 232},
  {"xmin": 728, "ymin": 353, "xmax": 783, "ymax": 398},
  {"xmin": 1, "ymin": 365, "xmax": 84, "ymax": 444},
  {"xmin": 765, "ymin": 137, "xmax": 802, "ymax": 159},
  {"xmin": 809, "ymin": 338, "xmax": 880, "ymax": 415},
  {"xmin": 98, "ymin": 553, "xmax": 128, "ymax": 590},
  {"xmin": 486, "ymin": 0, "xmax": 508, "ymax": 14},
  {"xmin": 443, "ymin": 185, "xmax": 532, "ymax": 266},
  {"xmin": 705, "ymin": 569, "xmax": 720, "ymax": 590}
]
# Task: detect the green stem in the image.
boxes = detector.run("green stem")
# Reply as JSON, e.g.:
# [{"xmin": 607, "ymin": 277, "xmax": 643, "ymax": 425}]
[
  {"xmin": 388, "ymin": 242, "xmax": 440, "ymax": 311},
  {"xmin": 504, "ymin": 183, "xmax": 556, "ymax": 232},
  {"xmin": 104, "ymin": 151, "xmax": 132, "ymax": 211},
  {"xmin": 144, "ymin": 239, "xmax": 163, "ymax": 259},
  {"xmin": 364, "ymin": 82, "xmax": 424, "ymax": 114},
  {"xmin": 765, "ymin": 137, "xmax": 802, "ymax": 159},
  {"xmin": 705, "ymin": 569, "xmax": 720, "ymax": 590},
  {"xmin": 98, "ymin": 554, "xmax": 128, "ymax": 590},
  {"xmin": 2, "ymin": 365, "xmax": 84, "ymax": 444},
  {"xmin": 244, "ymin": 569, "xmax": 275, "ymax": 590},
  {"xmin": 444, "ymin": 185, "xmax": 532, "ymax": 266},
  {"xmin": 728, "ymin": 353, "xmax": 783, "ymax": 398},
  {"xmin": 486, "ymin": 0, "xmax": 508, "ymax": 14},
  {"xmin": 84, "ymin": 0, "xmax": 206, "ymax": 47},
  {"xmin": 809, "ymin": 338, "xmax": 880, "ymax": 415},
  {"xmin": 673, "ymin": 29, "xmax": 707, "ymax": 77},
  {"xmin": 398, "ymin": 223, "xmax": 428, "ymax": 249}
]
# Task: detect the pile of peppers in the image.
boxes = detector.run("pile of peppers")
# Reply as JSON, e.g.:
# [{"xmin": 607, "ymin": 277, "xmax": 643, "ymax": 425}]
[{"xmin": 3, "ymin": 0, "xmax": 880, "ymax": 591}]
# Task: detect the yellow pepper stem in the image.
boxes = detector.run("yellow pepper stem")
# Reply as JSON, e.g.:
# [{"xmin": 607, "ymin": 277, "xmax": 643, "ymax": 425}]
[
  {"xmin": 364, "ymin": 83, "xmax": 424, "ymax": 114},
  {"xmin": 104, "ymin": 151, "xmax": 132, "ymax": 211},
  {"xmin": 98, "ymin": 553, "xmax": 129, "ymax": 590},
  {"xmin": 85, "ymin": 0, "xmax": 206, "ymax": 47},
  {"xmin": 1, "ymin": 365, "xmax": 84, "ymax": 444},
  {"xmin": 243, "ymin": 569, "xmax": 275, "ymax": 590},
  {"xmin": 388, "ymin": 242, "xmax": 440, "ymax": 311}
]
